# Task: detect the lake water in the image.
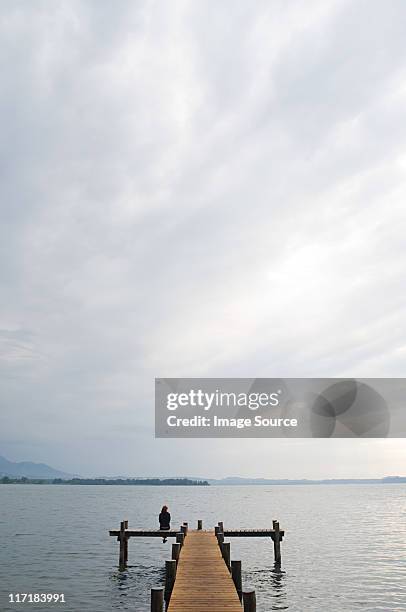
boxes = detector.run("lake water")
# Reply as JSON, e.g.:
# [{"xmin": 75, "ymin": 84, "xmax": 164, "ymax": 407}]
[{"xmin": 0, "ymin": 484, "xmax": 405, "ymax": 611}]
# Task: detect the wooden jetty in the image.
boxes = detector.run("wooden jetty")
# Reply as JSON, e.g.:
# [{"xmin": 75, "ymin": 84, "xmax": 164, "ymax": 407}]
[
  {"xmin": 167, "ymin": 530, "xmax": 241, "ymax": 611},
  {"xmin": 109, "ymin": 519, "xmax": 285, "ymax": 611}
]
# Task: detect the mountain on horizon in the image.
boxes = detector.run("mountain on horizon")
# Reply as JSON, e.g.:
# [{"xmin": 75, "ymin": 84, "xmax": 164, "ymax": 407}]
[{"xmin": 0, "ymin": 455, "xmax": 75, "ymax": 479}]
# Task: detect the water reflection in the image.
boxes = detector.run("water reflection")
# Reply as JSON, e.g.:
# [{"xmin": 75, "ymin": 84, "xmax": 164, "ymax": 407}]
[
  {"xmin": 109, "ymin": 563, "xmax": 166, "ymax": 611},
  {"xmin": 246, "ymin": 562, "xmax": 288, "ymax": 610},
  {"xmin": 110, "ymin": 568, "xmax": 131, "ymax": 608},
  {"xmin": 269, "ymin": 562, "xmax": 288, "ymax": 609}
]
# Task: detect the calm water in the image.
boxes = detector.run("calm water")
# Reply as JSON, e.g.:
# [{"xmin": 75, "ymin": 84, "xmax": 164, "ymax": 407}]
[{"xmin": 0, "ymin": 485, "xmax": 405, "ymax": 612}]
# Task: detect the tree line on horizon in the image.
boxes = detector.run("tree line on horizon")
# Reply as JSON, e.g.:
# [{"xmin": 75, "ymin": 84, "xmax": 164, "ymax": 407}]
[{"xmin": 0, "ymin": 476, "xmax": 210, "ymax": 486}]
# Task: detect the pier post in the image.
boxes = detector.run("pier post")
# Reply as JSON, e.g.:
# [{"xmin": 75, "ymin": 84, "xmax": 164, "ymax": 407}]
[
  {"xmin": 218, "ymin": 521, "xmax": 224, "ymax": 533},
  {"xmin": 215, "ymin": 525, "xmax": 219, "ymax": 536},
  {"xmin": 197, "ymin": 519, "xmax": 203, "ymax": 530},
  {"xmin": 164, "ymin": 560, "xmax": 177, "ymax": 603},
  {"xmin": 272, "ymin": 520, "xmax": 281, "ymax": 564},
  {"xmin": 183, "ymin": 522, "xmax": 189, "ymax": 534},
  {"xmin": 222, "ymin": 542, "xmax": 231, "ymax": 570},
  {"xmin": 242, "ymin": 588, "xmax": 256, "ymax": 612},
  {"xmin": 231, "ymin": 560, "xmax": 242, "ymax": 601},
  {"xmin": 172, "ymin": 542, "xmax": 181, "ymax": 564},
  {"xmin": 118, "ymin": 520, "xmax": 127, "ymax": 569},
  {"xmin": 124, "ymin": 538, "xmax": 128, "ymax": 565},
  {"xmin": 123, "ymin": 520, "xmax": 128, "ymax": 564},
  {"xmin": 176, "ymin": 532, "xmax": 185, "ymax": 548},
  {"xmin": 217, "ymin": 532, "xmax": 224, "ymax": 547},
  {"xmin": 151, "ymin": 587, "xmax": 164, "ymax": 612},
  {"xmin": 180, "ymin": 525, "xmax": 187, "ymax": 537}
]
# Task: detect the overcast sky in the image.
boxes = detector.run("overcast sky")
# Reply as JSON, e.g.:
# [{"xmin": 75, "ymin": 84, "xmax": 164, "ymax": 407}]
[{"xmin": 1, "ymin": 0, "xmax": 405, "ymax": 478}]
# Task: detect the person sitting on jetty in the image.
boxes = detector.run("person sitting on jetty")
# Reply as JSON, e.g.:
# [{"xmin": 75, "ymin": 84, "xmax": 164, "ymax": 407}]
[{"xmin": 159, "ymin": 505, "xmax": 171, "ymax": 543}]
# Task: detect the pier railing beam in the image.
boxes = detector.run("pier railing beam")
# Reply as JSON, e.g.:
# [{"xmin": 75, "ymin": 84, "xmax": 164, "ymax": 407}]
[
  {"xmin": 243, "ymin": 588, "xmax": 256, "ymax": 612},
  {"xmin": 231, "ymin": 560, "xmax": 242, "ymax": 601},
  {"xmin": 151, "ymin": 586, "xmax": 164, "ymax": 612}
]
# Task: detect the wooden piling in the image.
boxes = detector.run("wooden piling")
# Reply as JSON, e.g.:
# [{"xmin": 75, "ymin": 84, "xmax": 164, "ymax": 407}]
[
  {"xmin": 176, "ymin": 532, "xmax": 185, "ymax": 548},
  {"xmin": 172, "ymin": 543, "xmax": 181, "ymax": 564},
  {"xmin": 242, "ymin": 588, "xmax": 256, "ymax": 612},
  {"xmin": 214, "ymin": 525, "xmax": 219, "ymax": 536},
  {"xmin": 124, "ymin": 537, "xmax": 128, "ymax": 565},
  {"xmin": 123, "ymin": 520, "xmax": 129, "ymax": 564},
  {"xmin": 180, "ymin": 525, "xmax": 187, "ymax": 537},
  {"xmin": 218, "ymin": 521, "xmax": 224, "ymax": 532},
  {"xmin": 151, "ymin": 586, "xmax": 164, "ymax": 612},
  {"xmin": 231, "ymin": 560, "xmax": 242, "ymax": 601},
  {"xmin": 164, "ymin": 560, "xmax": 177, "ymax": 603},
  {"xmin": 217, "ymin": 532, "xmax": 224, "ymax": 547},
  {"xmin": 183, "ymin": 522, "xmax": 189, "ymax": 534},
  {"xmin": 197, "ymin": 519, "xmax": 203, "ymax": 530},
  {"xmin": 272, "ymin": 520, "xmax": 281, "ymax": 564},
  {"xmin": 118, "ymin": 520, "xmax": 126, "ymax": 569},
  {"xmin": 222, "ymin": 541, "xmax": 231, "ymax": 570}
]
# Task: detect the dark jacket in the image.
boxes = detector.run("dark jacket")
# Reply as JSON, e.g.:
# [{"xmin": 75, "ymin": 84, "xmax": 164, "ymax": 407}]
[{"xmin": 159, "ymin": 510, "xmax": 171, "ymax": 530}]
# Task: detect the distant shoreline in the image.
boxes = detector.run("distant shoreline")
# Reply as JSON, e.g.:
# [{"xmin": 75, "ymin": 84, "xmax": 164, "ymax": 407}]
[
  {"xmin": 1, "ymin": 476, "xmax": 405, "ymax": 485},
  {"xmin": 0, "ymin": 477, "xmax": 209, "ymax": 486},
  {"xmin": 207, "ymin": 476, "xmax": 406, "ymax": 485}
]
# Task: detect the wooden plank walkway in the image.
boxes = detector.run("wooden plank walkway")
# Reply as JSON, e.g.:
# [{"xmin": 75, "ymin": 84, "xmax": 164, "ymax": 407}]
[{"xmin": 168, "ymin": 530, "xmax": 242, "ymax": 612}]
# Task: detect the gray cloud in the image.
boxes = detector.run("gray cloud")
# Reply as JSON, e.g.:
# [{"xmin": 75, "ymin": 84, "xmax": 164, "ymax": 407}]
[{"xmin": 1, "ymin": 0, "xmax": 405, "ymax": 476}]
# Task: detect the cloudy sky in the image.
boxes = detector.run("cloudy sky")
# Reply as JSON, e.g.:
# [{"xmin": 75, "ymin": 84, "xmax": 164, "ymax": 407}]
[{"xmin": 1, "ymin": 0, "xmax": 405, "ymax": 478}]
